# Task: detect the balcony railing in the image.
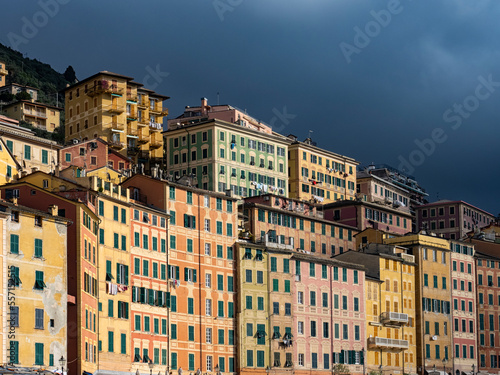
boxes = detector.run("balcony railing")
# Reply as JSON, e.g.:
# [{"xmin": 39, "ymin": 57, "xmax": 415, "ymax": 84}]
[
  {"xmin": 127, "ymin": 111, "xmax": 138, "ymax": 121},
  {"xmin": 400, "ymin": 253, "xmax": 415, "ymax": 263},
  {"xmin": 106, "ymin": 104, "xmax": 125, "ymax": 113},
  {"xmin": 0, "ymin": 67, "xmax": 8, "ymax": 75},
  {"xmin": 368, "ymin": 337, "xmax": 409, "ymax": 349},
  {"xmin": 137, "ymin": 99, "xmax": 149, "ymax": 108},
  {"xmin": 137, "ymin": 118, "xmax": 149, "ymax": 126},
  {"xmin": 149, "ymin": 121, "xmax": 163, "ymax": 131},
  {"xmin": 24, "ymin": 110, "xmax": 47, "ymax": 119},
  {"xmin": 108, "ymin": 139, "xmax": 125, "ymax": 149},
  {"xmin": 138, "ymin": 134, "xmax": 150, "ymax": 144},
  {"xmin": 126, "ymin": 93, "xmax": 137, "ymax": 102},
  {"xmin": 150, "ymin": 138, "xmax": 162, "ymax": 149},
  {"xmin": 257, "ymin": 234, "xmax": 294, "ymax": 250},
  {"xmin": 127, "ymin": 126, "xmax": 138, "ymax": 137},
  {"xmin": 108, "ymin": 122, "xmax": 125, "ymax": 131},
  {"xmin": 381, "ymin": 312, "xmax": 409, "ymax": 325},
  {"xmin": 86, "ymin": 80, "xmax": 124, "ymax": 96}
]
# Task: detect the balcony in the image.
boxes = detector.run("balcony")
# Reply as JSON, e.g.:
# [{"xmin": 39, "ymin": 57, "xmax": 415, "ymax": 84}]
[
  {"xmin": 106, "ymin": 104, "xmax": 125, "ymax": 114},
  {"xmin": 108, "ymin": 139, "xmax": 125, "ymax": 150},
  {"xmin": 0, "ymin": 67, "xmax": 8, "ymax": 75},
  {"xmin": 138, "ymin": 133, "xmax": 150, "ymax": 144},
  {"xmin": 137, "ymin": 117, "xmax": 149, "ymax": 127},
  {"xmin": 381, "ymin": 312, "xmax": 409, "ymax": 325},
  {"xmin": 399, "ymin": 253, "xmax": 415, "ymax": 263},
  {"xmin": 127, "ymin": 147, "xmax": 140, "ymax": 156},
  {"xmin": 137, "ymin": 99, "xmax": 149, "ymax": 108},
  {"xmin": 150, "ymin": 138, "xmax": 162, "ymax": 149},
  {"xmin": 126, "ymin": 93, "xmax": 137, "ymax": 102},
  {"xmin": 24, "ymin": 109, "xmax": 47, "ymax": 119},
  {"xmin": 127, "ymin": 125, "xmax": 138, "ymax": 137},
  {"xmin": 86, "ymin": 80, "xmax": 124, "ymax": 96},
  {"xmin": 368, "ymin": 337, "xmax": 409, "ymax": 350},
  {"xmin": 108, "ymin": 122, "xmax": 125, "ymax": 132},
  {"xmin": 127, "ymin": 111, "xmax": 138, "ymax": 121},
  {"xmin": 257, "ymin": 234, "xmax": 294, "ymax": 250},
  {"xmin": 149, "ymin": 121, "xmax": 163, "ymax": 131}
]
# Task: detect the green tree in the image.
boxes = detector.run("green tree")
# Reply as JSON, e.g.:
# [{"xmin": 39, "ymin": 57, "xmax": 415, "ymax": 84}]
[{"xmin": 15, "ymin": 91, "xmax": 32, "ymax": 101}]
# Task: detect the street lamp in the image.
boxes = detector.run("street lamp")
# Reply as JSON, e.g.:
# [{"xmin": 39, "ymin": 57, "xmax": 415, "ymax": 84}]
[
  {"xmin": 149, "ymin": 361, "xmax": 154, "ymax": 375},
  {"xmin": 214, "ymin": 365, "xmax": 220, "ymax": 375},
  {"xmin": 433, "ymin": 364, "xmax": 436, "ymax": 375},
  {"xmin": 472, "ymin": 364, "xmax": 475, "ymax": 375},
  {"xmin": 59, "ymin": 356, "xmax": 66, "ymax": 373},
  {"xmin": 442, "ymin": 359, "xmax": 448, "ymax": 375}
]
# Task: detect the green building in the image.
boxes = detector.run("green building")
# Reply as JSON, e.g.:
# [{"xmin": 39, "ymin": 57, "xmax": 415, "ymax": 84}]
[{"xmin": 163, "ymin": 119, "xmax": 290, "ymax": 197}]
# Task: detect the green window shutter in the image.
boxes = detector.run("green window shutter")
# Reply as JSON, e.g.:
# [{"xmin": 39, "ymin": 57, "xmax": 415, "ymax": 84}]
[
  {"xmin": 161, "ymin": 238, "xmax": 166, "ymax": 253},
  {"xmin": 134, "ymin": 258, "xmax": 140, "ymax": 274},
  {"xmin": 153, "ymin": 263, "xmax": 158, "ymax": 279},
  {"xmin": 10, "ymin": 234, "xmax": 19, "ymax": 254},
  {"xmin": 34, "ymin": 239, "xmax": 43, "ymax": 257},
  {"xmin": 143, "ymin": 234, "xmax": 148, "ymax": 249},
  {"xmin": 108, "ymin": 331, "xmax": 114, "ymax": 352},
  {"xmin": 113, "ymin": 206, "xmax": 119, "ymax": 221},
  {"xmin": 121, "ymin": 333, "xmax": 126, "ymax": 354},
  {"xmin": 24, "ymin": 145, "xmax": 31, "ymax": 160},
  {"xmin": 189, "ymin": 354, "xmax": 195, "ymax": 371},
  {"xmin": 134, "ymin": 232, "xmax": 140, "ymax": 246},
  {"xmin": 108, "ymin": 300, "xmax": 113, "ymax": 317},
  {"xmin": 228, "ymin": 276, "xmax": 234, "ymax": 292},
  {"xmin": 188, "ymin": 298, "xmax": 194, "ymax": 314},
  {"xmin": 171, "ymin": 296, "xmax": 177, "ymax": 312},
  {"xmin": 161, "ymin": 264, "xmax": 166, "ymax": 280},
  {"xmin": 121, "ymin": 208, "xmax": 126, "ymax": 223},
  {"xmin": 42, "ymin": 150, "xmax": 48, "ymax": 164},
  {"xmin": 153, "ymin": 237, "xmax": 158, "ymax": 251},
  {"xmin": 187, "ymin": 239, "xmax": 193, "ymax": 253},
  {"xmin": 121, "ymin": 235, "xmax": 126, "ymax": 251},
  {"xmin": 35, "ymin": 342, "xmax": 44, "ymax": 365},
  {"xmin": 228, "ymin": 302, "xmax": 234, "ymax": 318},
  {"xmin": 171, "ymin": 324, "xmax": 177, "ymax": 339}
]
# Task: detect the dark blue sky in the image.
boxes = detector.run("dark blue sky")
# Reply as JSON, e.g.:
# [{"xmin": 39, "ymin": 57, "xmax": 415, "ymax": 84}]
[{"xmin": 1, "ymin": 0, "xmax": 499, "ymax": 216}]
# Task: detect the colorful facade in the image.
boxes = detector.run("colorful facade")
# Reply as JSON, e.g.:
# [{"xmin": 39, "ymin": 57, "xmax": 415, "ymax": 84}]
[
  {"xmin": 385, "ymin": 234, "xmax": 452, "ymax": 375},
  {"xmin": 450, "ymin": 240, "xmax": 477, "ymax": 375},
  {"xmin": 242, "ymin": 194, "xmax": 357, "ymax": 257},
  {"xmin": 0, "ymin": 116, "xmax": 60, "ymax": 176},
  {"xmin": 1, "ymin": 177, "xmax": 100, "ymax": 375},
  {"xmin": 2, "ymin": 200, "xmax": 69, "ymax": 368},
  {"xmin": 2, "ymin": 99, "xmax": 61, "ymax": 132},
  {"xmin": 293, "ymin": 253, "xmax": 366, "ymax": 375},
  {"xmin": 64, "ymin": 71, "xmax": 168, "ymax": 164},
  {"xmin": 335, "ymin": 245, "xmax": 417, "ymax": 375},
  {"xmin": 164, "ymin": 119, "xmax": 289, "ymax": 197},
  {"xmin": 416, "ymin": 200, "xmax": 495, "ymax": 240},
  {"xmin": 287, "ymin": 136, "xmax": 358, "ymax": 204}
]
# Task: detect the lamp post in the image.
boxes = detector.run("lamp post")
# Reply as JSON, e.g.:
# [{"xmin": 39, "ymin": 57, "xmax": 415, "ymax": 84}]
[
  {"xmin": 362, "ymin": 348, "xmax": 366, "ymax": 375},
  {"xmin": 472, "ymin": 364, "xmax": 475, "ymax": 375},
  {"xmin": 214, "ymin": 365, "xmax": 220, "ymax": 375},
  {"xmin": 433, "ymin": 364, "xmax": 436, "ymax": 375},
  {"xmin": 59, "ymin": 356, "xmax": 66, "ymax": 374},
  {"xmin": 442, "ymin": 359, "xmax": 448, "ymax": 375},
  {"xmin": 149, "ymin": 361, "xmax": 154, "ymax": 375}
]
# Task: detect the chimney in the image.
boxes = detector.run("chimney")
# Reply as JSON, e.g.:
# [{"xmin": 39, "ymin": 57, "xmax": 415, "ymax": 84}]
[
  {"xmin": 48, "ymin": 205, "xmax": 59, "ymax": 216},
  {"xmin": 201, "ymin": 97, "xmax": 208, "ymax": 116}
]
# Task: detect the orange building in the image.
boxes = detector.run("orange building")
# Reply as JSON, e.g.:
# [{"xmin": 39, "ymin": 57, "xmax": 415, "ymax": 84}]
[{"xmin": 122, "ymin": 174, "xmax": 238, "ymax": 374}]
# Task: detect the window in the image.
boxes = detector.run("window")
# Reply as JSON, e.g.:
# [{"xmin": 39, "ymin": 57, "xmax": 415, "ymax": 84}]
[
  {"xmin": 35, "ymin": 342, "xmax": 44, "ymax": 365},
  {"xmin": 35, "ymin": 308, "xmax": 44, "ymax": 329}
]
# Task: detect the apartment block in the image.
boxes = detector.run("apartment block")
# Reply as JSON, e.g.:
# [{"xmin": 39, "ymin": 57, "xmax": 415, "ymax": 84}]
[
  {"xmin": 2, "ymin": 99, "xmax": 61, "ymax": 132},
  {"xmin": 242, "ymin": 194, "xmax": 357, "ymax": 257},
  {"xmin": 293, "ymin": 253, "xmax": 366, "ymax": 375},
  {"xmin": 122, "ymin": 174, "xmax": 238, "ymax": 374},
  {"xmin": 336, "ymin": 244, "xmax": 417, "ymax": 375},
  {"xmin": 287, "ymin": 135, "xmax": 358, "ymax": 204},
  {"xmin": 323, "ymin": 199, "xmax": 413, "ymax": 237},
  {"xmin": 450, "ymin": 240, "xmax": 477, "ymax": 375},
  {"xmin": 1, "ymin": 175, "xmax": 100, "ymax": 375},
  {"xmin": 0, "ymin": 83, "xmax": 38, "ymax": 101},
  {"xmin": 64, "ymin": 71, "xmax": 168, "ymax": 165},
  {"xmin": 416, "ymin": 200, "xmax": 495, "ymax": 240},
  {"xmin": 385, "ymin": 234, "xmax": 453, "ymax": 375},
  {"xmin": 164, "ymin": 119, "xmax": 289, "ymax": 197},
  {"xmin": 0, "ymin": 115, "xmax": 60, "ymax": 177},
  {"xmin": 1, "ymin": 200, "xmax": 69, "ymax": 369}
]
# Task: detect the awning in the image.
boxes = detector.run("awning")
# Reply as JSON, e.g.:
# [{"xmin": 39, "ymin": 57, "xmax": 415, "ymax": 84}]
[{"xmin": 83, "ymin": 371, "xmax": 93, "ymax": 375}]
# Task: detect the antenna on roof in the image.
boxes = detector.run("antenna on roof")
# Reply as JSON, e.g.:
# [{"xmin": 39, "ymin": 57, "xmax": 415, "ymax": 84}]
[
  {"xmin": 308, "ymin": 130, "xmax": 313, "ymax": 139},
  {"xmin": 217, "ymin": 92, "xmax": 220, "ymax": 105}
]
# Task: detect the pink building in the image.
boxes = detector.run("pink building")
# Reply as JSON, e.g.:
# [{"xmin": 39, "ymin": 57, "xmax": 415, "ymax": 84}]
[
  {"xmin": 416, "ymin": 200, "xmax": 495, "ymax": 240},
  {"xmin": 323, "ymin": 200, "xmax": 413, "ymax": 237},
  {"xmin": 60, "ymin": 138, "xmax": 131, "ymax": 173},
  {"xmin": 292, "ymin": 253, "xmax": 365, "ymax": 375},
  {"xmin": 450, "ymin": 240, "xmax": 477, "ymax": 375},
  {"xmin": 167, "ymin": 97, "xmax": 273, "ymax": 134}
]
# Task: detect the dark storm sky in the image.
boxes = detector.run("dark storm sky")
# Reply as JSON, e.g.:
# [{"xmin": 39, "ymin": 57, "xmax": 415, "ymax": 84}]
[{"xmin": 1, "ymin": 0, "xmax": 499, "ymax": 216}]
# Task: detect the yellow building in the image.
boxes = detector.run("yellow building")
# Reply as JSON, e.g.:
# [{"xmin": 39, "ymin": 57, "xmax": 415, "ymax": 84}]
[
  {"xmin": 0, "ymin": 61, "xmax": 7, "ymax": 87},
  {"xmin": 385, "ymin": 234, "xmax": 452, "ymax": 374},
  {"xmin": 287, "ymin": 136, "xmax": 358, "ymax": 204},
  {"xmin": 0, "ymin": 115, "xmax": 61, "ymax": 176},
  {"xmin": 355, "ymin": 228, "xmax": 398, "ymax": 249},
  {"xmin": 64, "ymin": 71, "xmax": 168, "ymax": 164},
  {"xmin": 336, "ymin": 244, "xmax": 417, "ymax": 375},
  {"xmin": 2, "ymin": 99, "xmax": 62, "ymax": 132},
  {"xmin": 235, "ymin": 242, "xmax": 271, "ymax": 375},
  {"xmin": 2, "ymin": 199, "xmax": 69, "ymax": 369},
  {"xmin": 96, "ymin": 180, "xmax": 133, "ymax": 374},
  {"xmin": 0, "ymin": 135, "xmax": 21, "ymax": 184}
]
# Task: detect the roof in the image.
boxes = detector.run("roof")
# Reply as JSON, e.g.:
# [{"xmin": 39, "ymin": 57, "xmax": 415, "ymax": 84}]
[
  {"xmin": 288, "ymin": 139, "xmax": 359, "ymax": 165},
  {"xmin": 0, "ymin": 199, "xmax": 72, "ymax": 224},
  {"xmin": 416, "ymin": 200, "xmax": 494, "ymax": 217},
  {"xmin": 0, "ymin": 122, "xmax": 62, "ymax": 148},
  {"xmin": 468, "ymin": 238, "xmax": 500, "ymax": 259},
  {"xmin": 291, "ymin": 251, "xmax": 366, "ymax": 271},
  {"xmin": 2, "ymin": 99, "xmax": 63, "ymax": 111},
  {"xmin": 163, "ymin": 118, "xmax": 292, "ymax": 145},
  {"xmin": 64, "ymin": 71, "xmax": 169, "ymax": 100},
  {"xmin": 322, "ymin": 199, "xmax": 413, "ymax": 217}
]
